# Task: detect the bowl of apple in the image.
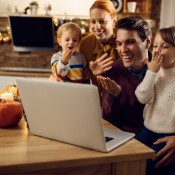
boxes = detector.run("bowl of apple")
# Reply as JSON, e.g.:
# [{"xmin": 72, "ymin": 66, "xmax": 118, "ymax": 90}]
[{"xmin": 0, "ymin": 85, "xmax": 23, "ymax": 128}]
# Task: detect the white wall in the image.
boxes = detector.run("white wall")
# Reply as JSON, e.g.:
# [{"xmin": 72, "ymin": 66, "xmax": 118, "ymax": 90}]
[{"xmin": 0, "ymin": 0, "xmax": 95, "ymax": 17}]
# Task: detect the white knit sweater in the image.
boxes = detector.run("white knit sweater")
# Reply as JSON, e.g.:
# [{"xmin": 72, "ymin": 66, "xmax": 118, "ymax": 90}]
[{"xmin": 135, "ymin": 67, "xmax": 175, "ymax": 133}]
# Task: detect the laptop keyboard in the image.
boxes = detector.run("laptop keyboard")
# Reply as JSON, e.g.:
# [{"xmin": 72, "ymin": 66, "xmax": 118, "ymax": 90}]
[{"xmin": 105, "ymin": 136, "xmax": 114, "ymax": 142}]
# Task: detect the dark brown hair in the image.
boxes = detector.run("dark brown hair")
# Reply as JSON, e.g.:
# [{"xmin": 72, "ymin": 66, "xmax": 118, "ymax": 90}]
[
  {"xmin": 158, "ymin": 26, "xmax": 175, "ymax": 47},
  {"xmin": 116, "ymin": 16, "xmax": 152, "ymax": 42}
]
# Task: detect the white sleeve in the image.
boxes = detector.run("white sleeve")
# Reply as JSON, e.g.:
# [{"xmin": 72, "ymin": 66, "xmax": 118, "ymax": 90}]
[
  {"xmin": 135, "ymin": 70, "xmax": 157, "ymax": 104},
  {"xmin": 56, "ymin": 59, "xmax": 70, "ymax": 76}
]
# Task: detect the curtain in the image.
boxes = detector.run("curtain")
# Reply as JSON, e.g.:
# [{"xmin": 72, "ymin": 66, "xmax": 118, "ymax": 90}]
[{"xmin": 160, "ymin": 0, "xmax": 175, "ymax": 28}]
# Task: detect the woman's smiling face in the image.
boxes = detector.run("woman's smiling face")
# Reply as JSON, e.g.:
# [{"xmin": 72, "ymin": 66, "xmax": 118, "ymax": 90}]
[{"xmin": 90, "ymin": 8, "xmax": 115, "ymax": 43}]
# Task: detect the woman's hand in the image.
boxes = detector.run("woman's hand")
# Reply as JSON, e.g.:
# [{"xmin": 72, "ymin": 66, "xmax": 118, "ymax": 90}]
[
  {"xmin": 90, "ymin": 53, "xmax": 114, "ymax": 76},
  {"xmin": 97, "ymin": 75, "xmax": 121, "ymax": 97},
  {"xmin": 147, "ymin": 52, "xmax": 163, "ymax": 73},
  {"xmin": 153, "ymin": 136, "xmax": 175, "ymax": 168}
]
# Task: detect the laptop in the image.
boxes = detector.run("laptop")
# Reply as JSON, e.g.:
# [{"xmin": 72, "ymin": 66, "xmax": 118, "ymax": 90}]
[{"xmin": 17, "ymin": 78, "xmax": 135, "ymax": 152}]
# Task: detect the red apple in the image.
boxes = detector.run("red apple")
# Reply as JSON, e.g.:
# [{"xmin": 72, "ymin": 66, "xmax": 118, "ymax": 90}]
[{"xmin": 0, "ymin": 100, "xmax": 23, "ymax": 127}]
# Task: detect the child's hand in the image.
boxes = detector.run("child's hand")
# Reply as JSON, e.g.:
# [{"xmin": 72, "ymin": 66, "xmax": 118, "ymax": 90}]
[
  {"xmin": 147, "ymin": 52, "xmax": 163, "ymax": 73},
  {"xmin": 61, "ymin": 48, "xmax": 74, "ymax": 65}
]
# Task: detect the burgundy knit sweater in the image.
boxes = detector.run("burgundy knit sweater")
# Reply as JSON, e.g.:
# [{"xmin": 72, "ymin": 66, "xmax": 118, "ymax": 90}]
[{"xmin": 102, "ymin": 59, "xmax": 147, "ymax": 134}]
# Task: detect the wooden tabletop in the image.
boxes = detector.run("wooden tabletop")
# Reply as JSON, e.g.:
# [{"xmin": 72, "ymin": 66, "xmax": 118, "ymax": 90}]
[{"xmin": 0, "ymin": 118, "xmax": 154, "ymax": 175}]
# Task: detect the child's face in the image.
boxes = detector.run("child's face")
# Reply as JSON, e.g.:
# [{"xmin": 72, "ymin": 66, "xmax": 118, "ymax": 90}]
[
  {"xmin": 58, "ymin": 30, "xmax": 80, "ymax": 53},
  {"xmin": 153, "ymin": 33, "xmax": 175, "ymax": 69}
]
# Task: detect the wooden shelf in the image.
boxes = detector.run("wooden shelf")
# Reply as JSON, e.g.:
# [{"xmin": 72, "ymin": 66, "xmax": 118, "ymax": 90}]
[{"xmin": 119, "ymin": 0, "xmax": 152, "ymax": 18}]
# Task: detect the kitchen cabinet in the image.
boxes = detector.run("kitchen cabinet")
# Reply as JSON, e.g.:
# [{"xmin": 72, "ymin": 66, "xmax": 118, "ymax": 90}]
[
  {"xmin": 117, "ymin": 0, "xmax": 152, "ymax": 19},
  {"xmin": 124, "ymin": 0, "xmax": 151, "ymax": 14},
  {"xmin": 115, "ymin": 0, "xmax": 161, "ymax": 37}
]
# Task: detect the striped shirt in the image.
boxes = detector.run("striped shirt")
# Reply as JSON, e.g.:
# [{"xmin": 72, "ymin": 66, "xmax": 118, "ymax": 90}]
[{"xmin": 51, "ymin": 51, "xmax": 87, "ymax": 83}]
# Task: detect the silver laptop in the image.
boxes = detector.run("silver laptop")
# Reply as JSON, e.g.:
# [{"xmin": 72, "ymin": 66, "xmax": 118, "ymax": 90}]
[{"xmin": 17, "ymin": 78, "xmax": 135, "ymax": 152}]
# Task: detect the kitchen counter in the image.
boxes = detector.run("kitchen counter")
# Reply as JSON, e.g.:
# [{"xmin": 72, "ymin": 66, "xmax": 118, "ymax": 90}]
[
  {"xmin": 0, "ymin": 67, "xmax": 51, "ymax": 78},
  {"xmin": 0, "ymin": 44, "xmax": 54, "ymax": 78}
]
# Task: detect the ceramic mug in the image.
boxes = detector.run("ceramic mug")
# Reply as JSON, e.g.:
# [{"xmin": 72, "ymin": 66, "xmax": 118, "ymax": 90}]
[{"xmin": 127, "ymin": 2, "xmax": 137, "ymax": 13}]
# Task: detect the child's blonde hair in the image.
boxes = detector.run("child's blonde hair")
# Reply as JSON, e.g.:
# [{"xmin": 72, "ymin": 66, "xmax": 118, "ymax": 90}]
[{"xmin": 57, "ymin": 22, "xmax": 82, "ymax": 40}]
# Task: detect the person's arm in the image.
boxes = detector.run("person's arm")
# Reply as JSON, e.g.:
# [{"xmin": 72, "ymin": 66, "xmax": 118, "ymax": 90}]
[
  {"xmin": 153, "ymin": 136, "xmax": 175, "ymax": 168},
  {"xmin": 135, "ymin": 53, "xmax": 163, "ymax": 104},
  {"xmin": 51, "ymin": 52, "xmax": 71, "ymax": 81},
  {"xmin": 135, "ymin": 70, "xmax": 157, "ymax": 104}
]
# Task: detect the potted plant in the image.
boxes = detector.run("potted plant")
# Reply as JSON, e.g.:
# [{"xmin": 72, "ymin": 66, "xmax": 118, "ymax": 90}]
[
  {"xmin": 29, "ymin": 1, "xmax": 39, "ymax": 14},
  {"xmin": 44, "ymin": 3, "xmax": 52, "ymax": 15}
]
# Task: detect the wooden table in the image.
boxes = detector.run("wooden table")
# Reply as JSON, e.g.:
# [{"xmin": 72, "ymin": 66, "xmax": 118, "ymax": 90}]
[{"xmin": 0, "ymin": 118, "xmax": 154, "ymax": 175}]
